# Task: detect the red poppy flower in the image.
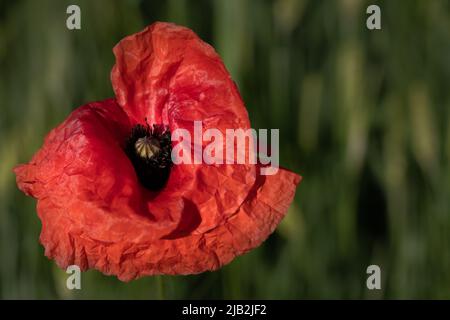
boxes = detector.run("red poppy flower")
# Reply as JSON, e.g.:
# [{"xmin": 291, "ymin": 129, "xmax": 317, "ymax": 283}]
[{"xmin": 14, "ymin": 22, "xmax": 301, "ymax": 281}]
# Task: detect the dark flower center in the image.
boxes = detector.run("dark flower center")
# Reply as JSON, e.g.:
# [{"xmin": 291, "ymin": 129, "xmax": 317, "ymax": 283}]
[{"xmin": 125, "ymin": 120, "xmax": 172, "ymax": 191}]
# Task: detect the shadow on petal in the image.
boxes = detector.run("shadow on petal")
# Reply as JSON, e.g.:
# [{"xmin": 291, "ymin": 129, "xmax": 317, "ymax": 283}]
[{"xmin": 162, "ymin": 198, "xmax": 202, "ymax": 239}]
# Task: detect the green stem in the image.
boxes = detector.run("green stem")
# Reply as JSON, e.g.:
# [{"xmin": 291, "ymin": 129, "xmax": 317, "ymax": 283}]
[{"xmin": 156, "ymin": 275, "xmax": 166, "ymax": 300}]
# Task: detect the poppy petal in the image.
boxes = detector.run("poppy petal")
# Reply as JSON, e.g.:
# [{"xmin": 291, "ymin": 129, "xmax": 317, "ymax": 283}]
[{"xmin": 14, "ymin": 99, "xmax": 184, "ymax": 271}]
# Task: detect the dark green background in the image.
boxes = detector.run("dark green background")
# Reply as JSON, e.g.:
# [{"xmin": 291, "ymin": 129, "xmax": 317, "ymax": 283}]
[{"xmin": 1, "ymin": 0, "xmax": 450, "ymax": 299}]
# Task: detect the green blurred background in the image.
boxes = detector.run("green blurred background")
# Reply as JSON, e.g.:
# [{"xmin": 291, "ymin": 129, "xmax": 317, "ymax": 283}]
[{"xmin": 1, "ymin": 0, "xmax": 450, "ymax": 299}]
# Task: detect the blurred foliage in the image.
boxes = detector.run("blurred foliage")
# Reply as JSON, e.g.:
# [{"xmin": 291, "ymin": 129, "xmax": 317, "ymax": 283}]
[{"xmin": 1, "ymin": 0, "xmax": 450, "ymax": 299}]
